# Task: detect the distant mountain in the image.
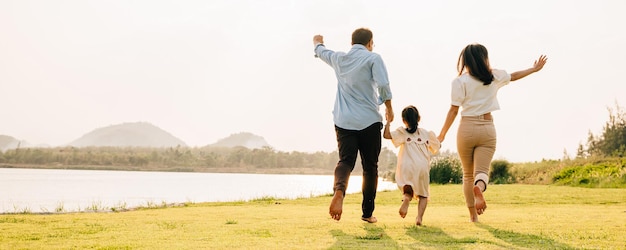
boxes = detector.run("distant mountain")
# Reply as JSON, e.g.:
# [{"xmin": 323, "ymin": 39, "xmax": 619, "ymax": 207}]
[
  {"xmin": 209, "ymin": 132, "xmax": 271, "ymax": 149},
  {"xmin": 0, "ymin": 135, "xmax": 33, "ymax": 151},
  {"xmin": 68, "ymin": 122, "xmax": 187, "ymax": 148},
  {"xmin": 0, "ymin": 135, "xmax": 20, "ymax": 151}
]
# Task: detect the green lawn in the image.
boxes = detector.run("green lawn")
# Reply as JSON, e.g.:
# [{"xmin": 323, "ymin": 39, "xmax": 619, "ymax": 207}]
[{"xmin": 1, "ymin": 184, "xmax": 624, "ymax": 249}]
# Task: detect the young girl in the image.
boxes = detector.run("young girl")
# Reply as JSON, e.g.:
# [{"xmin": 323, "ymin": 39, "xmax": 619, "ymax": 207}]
[{"xmin": 383, "ymin": 105, "xmax": 440, "ymax": 225}]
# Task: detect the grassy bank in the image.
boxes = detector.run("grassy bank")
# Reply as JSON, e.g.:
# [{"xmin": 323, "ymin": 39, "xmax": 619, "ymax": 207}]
[
  {"xmin": 510, "ymin": 157, "xmax": 626, "ymax": 188},
  {"xmin": 1, "ymin": 184, "xmax": 624, "ymax": 249}
]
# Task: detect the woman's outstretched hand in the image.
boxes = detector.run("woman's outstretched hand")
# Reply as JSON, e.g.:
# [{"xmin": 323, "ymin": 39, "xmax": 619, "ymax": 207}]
[
  {"xmin": 533, "ymin": 55, "xmax": 548, "ymax": 72},
  {"xmin": 511, "ymin": 55, "xmax": 549, "ymax": 81}
]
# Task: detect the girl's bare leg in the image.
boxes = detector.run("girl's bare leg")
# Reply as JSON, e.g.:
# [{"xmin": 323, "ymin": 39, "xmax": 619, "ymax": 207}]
[
  {"xmin": 399, "ymin": 185, "xmax": 413, "ymax": 218},
  {"xmin": 416, "ymin": 196, "xmax": 428, "ymax": 226}
]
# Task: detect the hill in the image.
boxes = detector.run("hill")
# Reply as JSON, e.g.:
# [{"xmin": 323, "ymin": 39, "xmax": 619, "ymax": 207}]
[
  {"xmin": 0, "ymin": 135, "xmax": 20, "ymax": 151},
  {"xmin": 0, "ymin": 135, "xmax": 33, "ymax": 151},
  {"xmin": 68, "ymin": 122, "xmax": 187, "ymax": 148},
  {"xmin": 208, "ymin": 132, "xmax": 271, "ymax": 149},
  {"xmin": 3, "ymin": 126, "xmax": 270, "ymax": 150}
]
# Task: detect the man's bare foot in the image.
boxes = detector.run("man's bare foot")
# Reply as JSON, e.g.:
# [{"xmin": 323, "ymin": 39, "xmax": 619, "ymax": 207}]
[
  {"xmin": 473, "ymin": 186, "xmax": 487, "ymax": 215},
  {"xmin": 329, "ymin": 191, "xmax": 344, "ymax": 221},
  {"xmin": 361, "ymin": 216, "xmax": 377, "ymax": 223},
  {"xmin": 399, "ymin": 195, "xmax": 411, "ymax": 218}
]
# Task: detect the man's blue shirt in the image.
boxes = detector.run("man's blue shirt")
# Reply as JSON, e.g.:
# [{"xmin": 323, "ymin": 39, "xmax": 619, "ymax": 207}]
[{"xmin": 315, "ymin": 44, "xmax": 392, "ymax": 130}]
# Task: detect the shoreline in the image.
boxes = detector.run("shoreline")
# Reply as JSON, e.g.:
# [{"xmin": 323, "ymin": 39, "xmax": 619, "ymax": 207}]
[{"xmin": 0, "ymin": 163, "xmax": 336, "ymax": 175}]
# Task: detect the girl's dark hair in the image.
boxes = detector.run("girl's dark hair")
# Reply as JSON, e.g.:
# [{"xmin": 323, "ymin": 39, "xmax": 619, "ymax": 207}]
[
  {"xmin": 402, "ymin": 105, "xmax": 420, "ymax": 134},
  {"xmin": 457, "ymin": 44, "xmax": 493, "ymax": 85}
]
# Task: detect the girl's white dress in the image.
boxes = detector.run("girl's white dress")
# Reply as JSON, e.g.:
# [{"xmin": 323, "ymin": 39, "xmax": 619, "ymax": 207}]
[{"xmin": 390, "ymin": 127, "xmax": 441, "ymax": 198}]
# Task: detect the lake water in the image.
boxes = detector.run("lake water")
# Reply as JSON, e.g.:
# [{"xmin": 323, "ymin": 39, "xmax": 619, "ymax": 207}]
[{"xmin": 0, "ymin": 168, "xmax": 397, "ymax": 213}]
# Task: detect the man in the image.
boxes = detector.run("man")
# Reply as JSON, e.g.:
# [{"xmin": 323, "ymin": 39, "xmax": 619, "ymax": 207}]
[{"xmin": 313, "ymin": 28, "xmax": 394, "ymax": 223}]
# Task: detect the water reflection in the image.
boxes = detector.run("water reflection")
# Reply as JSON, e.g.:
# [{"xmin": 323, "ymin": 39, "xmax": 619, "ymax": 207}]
[{"xmin": 0, "ymin": 168, "xmax": 396, "ymax": 213}]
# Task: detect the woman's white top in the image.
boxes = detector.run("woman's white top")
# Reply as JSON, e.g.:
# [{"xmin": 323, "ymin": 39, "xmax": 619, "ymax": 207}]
[{"xmin": 451, "ymin": 69, "xmax": 511, "ymax": 116}]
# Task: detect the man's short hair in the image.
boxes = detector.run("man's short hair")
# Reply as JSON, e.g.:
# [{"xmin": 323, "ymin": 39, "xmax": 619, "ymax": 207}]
[{"xmin": 352, "ymin": 28, "xmax": 372, "ymax": 46}]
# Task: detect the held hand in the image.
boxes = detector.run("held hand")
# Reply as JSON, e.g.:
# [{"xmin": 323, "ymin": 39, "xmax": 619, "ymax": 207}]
[
  {"xmin": 313, "ymin": 35, "xmax": 324, "ymax": 45},
  {"xmin": 437, "ymin": 134, "xmax": 445, "ymax": 143},
  {"xmin": 532, "ymin": 55, "xmax": 548, "ymax": 72},
  {"xmin": 385, "ymin": 109, "xmax": 394, "ymax": 123}
]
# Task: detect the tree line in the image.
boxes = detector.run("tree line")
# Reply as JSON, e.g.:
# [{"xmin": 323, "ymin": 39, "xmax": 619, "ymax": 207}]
[
  {"xmin": 0, "ymin": 145, "xmax": 399, "ymax": 174},
  {"xmin": 578, "ymin": 102, "xmax": 626, "ymax": 158}
]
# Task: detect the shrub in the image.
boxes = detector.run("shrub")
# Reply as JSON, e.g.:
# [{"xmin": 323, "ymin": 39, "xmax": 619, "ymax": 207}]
[
  {"xmin": 430, "ymin": 154, "xmax": 462, "ymax": 184},
  {"xmin": 490, "ymin": 160, "xmax": 515, "ymax": 184},
  {"xmin": 380, "ymin": 170, "xmax": 396, "ymax": 182},
  {"xmin": 552, "ymin": 159, "xmax": 626, "ymax": 188}
]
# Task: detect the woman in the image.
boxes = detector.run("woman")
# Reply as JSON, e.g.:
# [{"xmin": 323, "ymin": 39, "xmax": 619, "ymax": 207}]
[{"xmin": 438, "ymin": 44, "xmax": 547, "ymax": 222}]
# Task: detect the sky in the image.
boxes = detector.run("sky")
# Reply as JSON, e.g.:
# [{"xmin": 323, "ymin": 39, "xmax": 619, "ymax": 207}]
[{"xmin": 1, "ymin": 0, "xmax": 625, "ymax": 163}]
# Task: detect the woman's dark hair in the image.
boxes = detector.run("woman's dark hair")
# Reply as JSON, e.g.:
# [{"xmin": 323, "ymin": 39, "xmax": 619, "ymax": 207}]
[
  {"xmin": 457, "ymin": 44, "xmax": 493, "ymax": 85},
  {"xmin": 402, "ymin": 105, "xmax": 420, "ymax": 134},
  {"xmin": 351, "ymin": 28, "xmax": 373, "ymax": 46}
]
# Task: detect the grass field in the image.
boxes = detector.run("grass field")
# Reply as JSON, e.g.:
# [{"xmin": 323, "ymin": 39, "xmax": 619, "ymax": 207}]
[{"xmin": 1, "ymin": 184, "xmax": 624, "ymax": 249}]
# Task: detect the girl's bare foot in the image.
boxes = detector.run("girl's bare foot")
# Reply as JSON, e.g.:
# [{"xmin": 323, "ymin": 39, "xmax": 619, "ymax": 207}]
[
  {"xmin": 329, "ymin": 190, "xmax": 344, "ymax": 221},
  {"xmin": 399, "ymin": 195, "xmax": 412, "ymax": 218},
  {"xmin": 415, "ymin": 217, "xmax": 422, "ymax": 226},
  {"xmin": 473, "ymin": 186, "xmax": 487, "ymax": 215}
]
